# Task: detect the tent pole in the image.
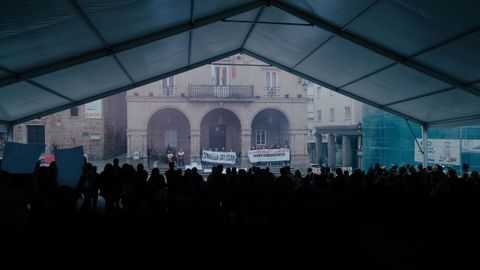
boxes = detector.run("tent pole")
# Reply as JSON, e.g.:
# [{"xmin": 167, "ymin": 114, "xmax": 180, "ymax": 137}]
[{"xmin": 422, "ymin": 125, "xmax": 428, "ymax": 168}]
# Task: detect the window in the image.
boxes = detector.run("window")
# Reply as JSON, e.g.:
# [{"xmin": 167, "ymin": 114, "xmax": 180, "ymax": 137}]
[
  {"xmin": 27, "ymin": 125, "xmax": 45, "ymax": 145},
  {"xmin": 307, "ymin": 98, "xmax": 314, "ymax": 103},
  {"xmin": 329, "ymin": 108, "xmax": 335, "ymax": 122},
  {"xmin": 265, "ymin": 71, "xmax": 279, "ymax": 97},
  {"xmin": 345, "ymin": 106, "xmax": 351, "ymax": 120},
  {"xmin": 161, "ymin": 76, "xmax": 175, "ymax": 96},
  {"xmin": 317, "ymin": 87, "xmax": 322, "ymax": 99},
  {"xmin": 256, "ymin": 130, "xmax": 266, "ymax": 145},
  {"xmin": 317, "ymin": 110, "xmax": 322, "ymax": 121},
  {"xmin": 165, "ymin": 130, "xmax": 177, "ymax": 147},
  {"xmin": 308, "ymin": 112, "xmax": 315, "ymax": 121},
  {"xmin": 70, "ymin": 107, "xmax": 79, "ymax": 117},
  {"xmin": 266, "ymin": 71, "xmax": 278, "ymax": 88}
]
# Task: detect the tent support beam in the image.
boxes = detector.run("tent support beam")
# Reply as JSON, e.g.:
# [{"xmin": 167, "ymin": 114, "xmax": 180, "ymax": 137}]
[
  {"xmin": 339, "ymin": 27, "xmax": 480, "ymax": 89},
  {"xmin": 406, "ymin": 119, "xmax": 423, "ymax": 154},
  {"xmin": 187, "ymin": 31, "xmax": 193, "ymax": 66},
  {"xmin": 0, "ymin": 66, "xmax": 75, "ymax": 102},
  {"xmin": 422, "ymin": 125, "xmax": 428, "ymax": 168},
  {"xmin": 383, "ymin": 87, "xmax": 455, "ymax": 107},
  {"xmin": 271, "ymin": 1, "xmax": 480, "ymax": 97},
  {"xmin": 70, "ymin": 0, "xmax": 135, "ymax": 83},
  {"xmin": 187, "ymin": 0, "xmax": 195, "ymax": 66},
  {"xmin": 0, "ymin": 121, "xmax": 12, "ymax": 142},
  {"xmin": 222, "ymin": 19, "xmax": 312, "ymax": 26},
  {"xmin": 427, "ymin": 113, "xmax": 480, "ymax": 128},
  {"xmin": 7, "ymin": 122, "xmax": 14, "ymax": 142},
  {"xmin": 242, "ymin": 48, "xmax": 425, "ymax": 126},
  {"xmin": 291, "ymin": 0, "xmax": 383, "ymax": 70},
  {"xmin": 240, "ymin": 7, "xmax": 265, "ymax": 48},
  {"xmin": 0, "ymin": 0, "xmax": 265, "ymax": 88},
  {"xmin": 26, "ymin": 80, "xmax": 76, "ymax": 102},
  {"xmin": 11, "ymin": 49, "xmax": 242, "ymax": 125}
]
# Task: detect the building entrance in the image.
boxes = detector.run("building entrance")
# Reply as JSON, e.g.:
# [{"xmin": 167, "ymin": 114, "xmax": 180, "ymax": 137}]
[
  {"xmin": 209, "ymin": 124, "xmax": 226, "ymax": 150},
  {"xmin": 200, "ymin": 108, "xmax": 241, "ymax": 154}
]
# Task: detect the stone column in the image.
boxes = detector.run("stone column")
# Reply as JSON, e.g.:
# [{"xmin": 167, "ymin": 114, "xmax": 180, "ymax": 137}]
[
  {"xmin": 190, "ymin": 129, "xmax": 201, "ymax": 164},
  {"xmin": 327, "ymin": 133, "xmax": 336, "ymax": 169},
  {"xmin": 126, "ymin": 129, "xmax": 147, "ymax": 164},
  {"xmin": 288, "ymin": 129, "xmax": 309, "ymax": 169},
  {"xmin": 342, "ymin": 135, "xmax": 351, "ymax": 168},
  {"xmin": 315, "ymin": 133, "xmax": 322, "ymax": 165},
  {"xmin": 141, "ymin": 134, "xmax": 148, "ymax": 165},
  {"xmin": 127, "ymin": 134, "xmax": 132, "ymax": 158},
  {"xmin": 240, "ymin": 129, "xmax": 251, "ymax": 168}
]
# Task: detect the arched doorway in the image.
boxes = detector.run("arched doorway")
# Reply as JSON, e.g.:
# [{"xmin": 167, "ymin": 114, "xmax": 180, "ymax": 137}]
[
  {"xmin": 200, "ymin": 108, "xmax": 241, "ymax": 153},
  {"xmin": 148, "ymin": 108, "xmax": 190, "ymax": 165},
  {"xmin": 251, "ymin": 108, "xmax": 289, "ymax": 148}
]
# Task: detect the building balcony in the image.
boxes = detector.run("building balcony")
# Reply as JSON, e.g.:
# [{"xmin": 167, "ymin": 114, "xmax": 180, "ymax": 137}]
[
  {"xmin": 188, "ymin": 84, "xmax": 254, "ymax": 99},
  {"xmin": 160, "ymin": 86, "xmax": 176, "ymax": 97},
  {"xmin": 265, "ymin": 86, "xmax": 280, "ymax": 98}
]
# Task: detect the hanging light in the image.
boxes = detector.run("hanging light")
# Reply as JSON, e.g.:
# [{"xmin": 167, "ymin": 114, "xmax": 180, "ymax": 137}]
[{"xmin": 268, "ymin": 115, "xmax": 272, "ymax": 124}]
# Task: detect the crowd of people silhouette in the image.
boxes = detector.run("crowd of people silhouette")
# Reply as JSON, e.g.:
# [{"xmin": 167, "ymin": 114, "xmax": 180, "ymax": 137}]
[{"xmin": 1, "ymin": 158, "xmax": 480, "ymax": 268}]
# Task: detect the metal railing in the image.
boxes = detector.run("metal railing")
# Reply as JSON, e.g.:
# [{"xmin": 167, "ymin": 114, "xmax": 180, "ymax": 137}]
[
  {"xmin": 265, "ymin": 86, "xmax": 280, "ymax": 98},
  {"xmin": 160, "ymin": 86, "xmax": 176, "ymax": 96},
  {"xmin": 188, "ymin": 84, "xmax": 254, "ymax": 98}
]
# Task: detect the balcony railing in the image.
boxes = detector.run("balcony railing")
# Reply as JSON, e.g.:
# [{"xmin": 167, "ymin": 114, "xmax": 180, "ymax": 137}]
[
  {"xmin": 160, "ymin": 86, "xmax": 176, "ymax": 96},
  {"xmin": 188, "ymin": 85, "xmax": 254, "ymax": 99},
  {"xmin": 265, "ymin": 86, "xmax": 280, "ymax": 98}
]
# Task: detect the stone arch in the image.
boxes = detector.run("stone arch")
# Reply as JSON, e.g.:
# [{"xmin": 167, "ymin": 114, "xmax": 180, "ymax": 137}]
[
  {"xmin": 200, "ymin": 108, "xmax": 242, "ymax": 153},
  {"xmin": 251, "ymin": 108, "xmax": 290, "ymax": 148},
  {"xmin": 147, "ymin": 108, "xmax": 191, "ymax": 165},
  {"xmin": 249, "ymin": 106, "xmax": 291, "ymax": 128}
]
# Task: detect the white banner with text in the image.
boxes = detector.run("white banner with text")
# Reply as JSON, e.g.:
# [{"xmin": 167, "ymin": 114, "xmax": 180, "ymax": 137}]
[
  {"xmin": 248, "ymin": 148, "xmax": 290, "ymax": 163},
  {"xmin": 201, "ymin": 150, "xmax": 236, "ymax": 164}
]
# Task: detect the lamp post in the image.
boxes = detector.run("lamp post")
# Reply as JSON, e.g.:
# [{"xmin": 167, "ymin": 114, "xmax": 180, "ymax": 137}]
[{"xmin": 69, "ymin": 132, "xmax": 76, "ymax": 147}]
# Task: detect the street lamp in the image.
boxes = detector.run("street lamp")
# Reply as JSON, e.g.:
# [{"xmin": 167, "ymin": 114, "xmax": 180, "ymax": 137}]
[{"xmin": 69, "ymin": 132, "xmax": 76, "ymax": 146}]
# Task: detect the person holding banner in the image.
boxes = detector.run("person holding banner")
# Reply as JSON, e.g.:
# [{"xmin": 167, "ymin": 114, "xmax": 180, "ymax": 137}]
[{"xmin": 177, "ymin": 147, "xmax": 185, "ymax": 167}]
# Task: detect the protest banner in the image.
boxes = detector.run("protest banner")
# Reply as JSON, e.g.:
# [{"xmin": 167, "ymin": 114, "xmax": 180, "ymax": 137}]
[
  {"xmin": 1, "ymin": 142, "xmax": 45, "ymax": 173},
  {"xmin": 201, "ymin": 150, "xmax": 236, "ymax": 165},
  {"xmin": 248, "ymin": 148, "xmax": 290, "ymax": 163},
  {"xmin": 55, "ymin": 146, "xmax": 85, "ymax": 188}
]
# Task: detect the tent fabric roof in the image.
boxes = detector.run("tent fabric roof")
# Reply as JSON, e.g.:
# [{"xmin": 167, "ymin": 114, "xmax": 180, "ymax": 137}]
[{"xmin": 1, "ymin": 0, "xmax": 480, "ymax": 128}]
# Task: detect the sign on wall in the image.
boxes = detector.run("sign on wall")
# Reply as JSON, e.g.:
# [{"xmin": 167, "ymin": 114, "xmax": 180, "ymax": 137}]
[
  {"xmin": 248, "ymin": 148, "xmax": 290, "ymax": 163},
  {"xmin": 85, "ymin": 100, "xmax": 102, "ymax": 119},
  {"xmin": 201, "ymin": 150, "xmax": 236, "ymax": 164},
  {"xmin": 462, "ymin": 140, "xmax": 480, "ymax": 153},
  {"xmin": 414, "ymin": 139, "xmax": 460, "ymax": 166}
]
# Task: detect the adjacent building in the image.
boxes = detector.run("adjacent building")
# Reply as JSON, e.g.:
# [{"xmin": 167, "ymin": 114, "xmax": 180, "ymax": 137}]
[
  {"xmin": 312, "ymin": 85, "xmax": 363, "ymax": 169},
  {"xmin": 13, "ymin": 93, "xmax": 127, "ymax": 161}
]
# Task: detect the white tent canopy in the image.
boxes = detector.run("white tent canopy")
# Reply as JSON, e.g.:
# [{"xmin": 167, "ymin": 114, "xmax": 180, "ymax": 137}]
[{"xmin": 1, "ymin": 0, "xmax": 480, "ymax": 128}]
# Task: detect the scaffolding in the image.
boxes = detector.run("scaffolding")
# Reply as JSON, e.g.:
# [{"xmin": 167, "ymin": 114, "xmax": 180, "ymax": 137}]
[{"xmin": 362, "ymin": 106, "xmax": 480, "ymax": 173}]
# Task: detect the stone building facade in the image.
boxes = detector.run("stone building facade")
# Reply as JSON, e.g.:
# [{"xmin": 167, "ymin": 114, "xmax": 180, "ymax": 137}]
[
  {"xmin": 13, "ymin": 93, "xmax": 126, "ymax": 160},
  {"xmin": 126, "ymin": 54, "xmax": 309, "ymax": 169},
  {"xmin": 10, "ymin": 55, "xmax": 309, "ymax": 169},
  {"xmin": 312, "ymin": 86, "xmax": 363, "ymax": 169}
]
